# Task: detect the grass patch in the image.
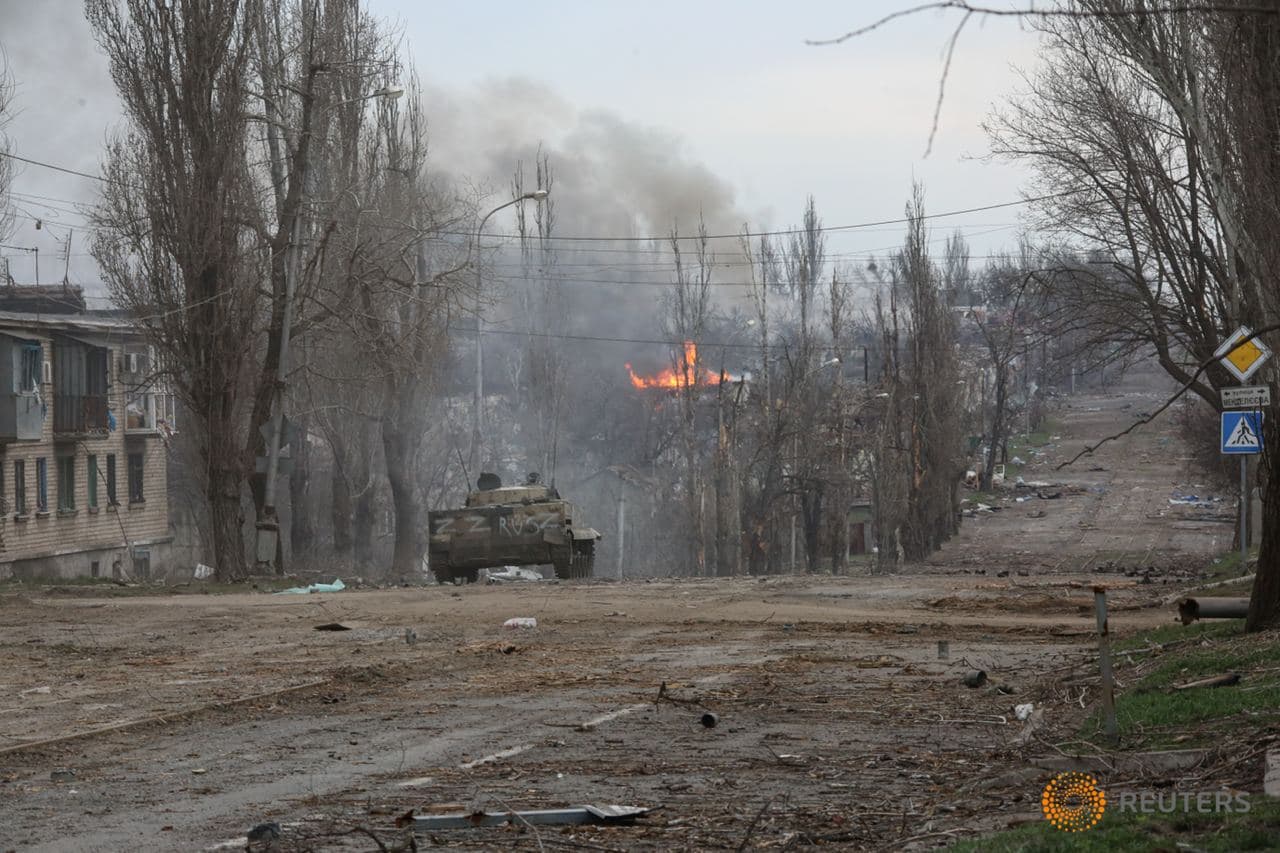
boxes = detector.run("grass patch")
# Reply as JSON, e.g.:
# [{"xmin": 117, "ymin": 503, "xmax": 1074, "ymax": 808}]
[
  {"xmin": 958, "ymin": 621, "xmax": 1280, "ymax": 850},
  {"xmin": 1204, "ymin": 546, "xmax": 1257, "ymax": 582},
  {"xmin": 1086, "ymin": 620, "xmax": 1280, "ymax": 746},
  {"xmin": 948, "ymin": 796, "xmax": 1280, "ymax": 852},
  {"xmin": 1112, "ymin": 620, "xmax": 1241, "ymax": 653}
]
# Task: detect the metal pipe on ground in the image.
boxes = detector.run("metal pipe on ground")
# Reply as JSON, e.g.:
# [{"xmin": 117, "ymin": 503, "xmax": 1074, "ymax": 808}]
[{"xmin": 1177, "ymin": 597, "xmax": 1250, "ymax": 625}]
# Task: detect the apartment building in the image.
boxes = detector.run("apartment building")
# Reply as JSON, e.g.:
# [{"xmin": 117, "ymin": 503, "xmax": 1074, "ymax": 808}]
[{"xmin": 0, "ymin": 309, "xmax": 173, "ymax": 581}]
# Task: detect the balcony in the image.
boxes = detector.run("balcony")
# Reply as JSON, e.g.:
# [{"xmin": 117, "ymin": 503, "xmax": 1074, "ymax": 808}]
[
  {"xmin": 0, "ymin": 391, "xmax": 43, "ymax": 442},
  {"xmin": 54, "ymin": 393, "xmax": 109, "ymax": 437}
]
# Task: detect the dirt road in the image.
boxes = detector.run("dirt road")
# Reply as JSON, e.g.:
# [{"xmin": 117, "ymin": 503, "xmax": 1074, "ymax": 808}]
[{"xmin": 0, "ymin": 376, "xmax": 1234, "ymax": 851}]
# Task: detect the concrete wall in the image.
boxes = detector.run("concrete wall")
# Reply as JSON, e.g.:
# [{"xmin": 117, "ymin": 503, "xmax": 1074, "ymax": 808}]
[{"xmin": 0, "ymin": 331, "xmax": 171, "ymax": 580}]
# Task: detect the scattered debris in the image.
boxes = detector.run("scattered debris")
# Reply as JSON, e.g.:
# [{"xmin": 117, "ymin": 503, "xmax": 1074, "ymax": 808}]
[
  {"xmin": 700, "ymin": 712, "xmax": 718, "ymax": 729},
  {"xmin": 1173, "ymin": 673, "xmax": 1242, "ymax": 691},
  {"xmin": 21, "ymin": 686, "xmax": 51, "ymax": 696},
  {"xmin": 1265, "ymin": 750, "xmax": 1280, "ymax": 798},
  {"xmin": 246, "ymin": 822, "xmax": 281, "ymax": 845},
  {"xmin": 193, "ymin": 563, "xmax": 214, "ymax": 580},
  {"xmin": 1014, "ymin": 707, "xmax": 1046, "ymax": 746},
  {"xmin": 50, "ymin": 768, "xmax": 75, "ymax": 783},
  {"xmin": 1177, "ymin": 596, "xmax": 1250, "ymax": 625},
  {"xmin": 962, "ymin": 670, "xmax": 988, "ymax": 688},
  {"xmin": 502, "ymin": 617, "xmax": 538, "ymax": 630},
  {"xmin": 936, "ymin": 640, "xmax": 949, "ymax": 660},
  {"xmin": 1014, "ymin": 703, "xmax": 1034, "ymax": 721},
  {"xmin": 413, "ymin": 804, "xmax": 651, "ymax": 831},
  {"xmin": 275, "ymin": 578, "xmax": 346, "ymax": 595},
  {"xmin": 1168, "ymin": 494, "xmax": 1222, "ymax": 508},
  {"xmin": 313, "ymin": 622, "xmax": 351, "ymax": 632},
  {"xmin": 484, "ymin": 567, "xmax": 544, "ymax": 584},
  {"xmin": 404, "ymin": 627, "xmax": 418, "ymax": 645}
]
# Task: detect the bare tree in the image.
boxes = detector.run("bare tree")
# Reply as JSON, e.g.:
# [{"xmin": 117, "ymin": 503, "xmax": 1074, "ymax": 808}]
[
  {"xmin": 664, "ymin": 221, "xmax": 714, "ymax": 575},
  {"xmin": 863, "ymin": 187, "xmax": 965, "ymax": 567},
  {"xmin": 0, "ymin": 50, "xmax": 13, "ymax": 245},
  {"xmin": 971, "ymin": 250, "xmax": 1039, "ymax": 490},
  {"xmin": 511, "ymin": 151, "xmax": 567, "ymax": 484},
  {"xmin": 88, "ymin": 0, "xmax": 263, "ymax": 581},
  {"xmin": 990, "ymin": 2, "xmax": 1280, "ymax": 629}
]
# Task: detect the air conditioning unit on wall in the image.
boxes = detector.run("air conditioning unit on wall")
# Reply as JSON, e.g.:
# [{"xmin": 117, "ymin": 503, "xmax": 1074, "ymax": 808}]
[{"xmin": 41, "ymin": 360, "xmax": 52, "ymax": 384}]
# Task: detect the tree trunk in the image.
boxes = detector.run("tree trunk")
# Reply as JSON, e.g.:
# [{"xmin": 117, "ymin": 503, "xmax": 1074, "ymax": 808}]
[
  {"xmin": 1248, "ymin": 418, "xmax": 1280, "ymax": 629},
  {"xmin": 802, "ymin": 486, "xmax": 824, "ymax": 573},
  {"xmin": 830, "ymin": 486, "xmax": 847, "ymax": 576},
  {"xmin": 289, "ymin": 416, "xmax": 313, "ymax": 558},
  {"xmin": 331, "ymin": 453, "xmax": 353, "ymax": 556},
  {"xmin": 381, "ymin": 416, "xmax": 421, "ymax": 584},
  {"xmin": 209, "ymin": 468, "xmax": 247, "ymax": 582},
  {"xmin": 983, "ymin": 364, "xmax": 1008, "ymax": 490},
  {"xmin": 353, "ymin": 486, "xmax": 375, "ymax": 568}
]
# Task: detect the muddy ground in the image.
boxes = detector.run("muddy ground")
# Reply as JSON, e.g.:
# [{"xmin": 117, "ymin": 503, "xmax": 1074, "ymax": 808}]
[{"xmin": 0, "ymin": 374, "xmax": 1243, "ymax": 851}]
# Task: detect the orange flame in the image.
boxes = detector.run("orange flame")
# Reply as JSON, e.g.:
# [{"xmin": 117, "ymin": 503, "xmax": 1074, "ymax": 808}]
[{"xmin": 626, "ymin": 341, "xmax": 727, "ymax": 390}]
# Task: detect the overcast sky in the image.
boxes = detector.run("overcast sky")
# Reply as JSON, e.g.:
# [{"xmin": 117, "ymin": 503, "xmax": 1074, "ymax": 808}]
[{"xmin": 0, "ymin": 0, "xmax": 1041, "ymax": 291}]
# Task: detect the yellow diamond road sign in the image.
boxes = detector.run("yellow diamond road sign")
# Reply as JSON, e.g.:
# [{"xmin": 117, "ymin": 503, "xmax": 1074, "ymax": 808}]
[{"xmin": 1215, "ymin": 325, "xmax": 1272, "ymax": 383}]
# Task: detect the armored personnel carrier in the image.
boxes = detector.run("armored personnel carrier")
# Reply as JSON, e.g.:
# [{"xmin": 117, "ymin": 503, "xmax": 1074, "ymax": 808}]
[{"xmin": 427, "ymin": 473, "xmax": 601, "ymax": 584}]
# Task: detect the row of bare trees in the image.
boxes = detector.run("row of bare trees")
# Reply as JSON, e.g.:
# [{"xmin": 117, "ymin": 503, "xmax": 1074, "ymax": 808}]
[
  {"xmin": 88, "ymin": 0, "xmax": 474, "ymax": 582},
  {"xmin": 983, "ymin": 1, "xmax": 1280, "ymax": 630},
  {"xmin": 598, "ymin": 191, "xmax": 984, "ymax": 577}
]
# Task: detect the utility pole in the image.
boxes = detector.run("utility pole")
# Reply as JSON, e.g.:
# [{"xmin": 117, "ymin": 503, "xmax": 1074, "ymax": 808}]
[{"xmin": 616, "ymin": 492, "xmax": 626, "ymax": 579}]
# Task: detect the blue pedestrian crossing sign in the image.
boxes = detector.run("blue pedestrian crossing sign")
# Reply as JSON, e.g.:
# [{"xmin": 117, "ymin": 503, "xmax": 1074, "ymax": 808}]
[{"xmin": 1221, "ymin": 411, "xmax": 1264, "ymax": 454}]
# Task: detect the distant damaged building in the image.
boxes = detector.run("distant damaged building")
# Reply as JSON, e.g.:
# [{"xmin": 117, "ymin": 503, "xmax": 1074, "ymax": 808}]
[{"xmin": 0, "ymin": 297, "xmax": 174, "ymax": 581}]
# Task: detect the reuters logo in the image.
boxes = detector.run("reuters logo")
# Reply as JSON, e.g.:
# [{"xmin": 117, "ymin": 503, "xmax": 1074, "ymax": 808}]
[{"xmin": 1042, "ymin": 772, "xmax": 1106, "ymax": 832}]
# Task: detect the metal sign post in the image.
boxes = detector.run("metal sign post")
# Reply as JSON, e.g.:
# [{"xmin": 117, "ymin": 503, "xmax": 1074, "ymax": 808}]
[
  {"xmin": 1242, "ymin": 456, "xmax": 1248, "ymax": 570},
  {"xmin": 1221, "ymin": 410, "xmax": 1263, "ymax": 569},
  {"xmin": 1217, "ymin": 326, "xmax": 1272, "ymax": 572}
]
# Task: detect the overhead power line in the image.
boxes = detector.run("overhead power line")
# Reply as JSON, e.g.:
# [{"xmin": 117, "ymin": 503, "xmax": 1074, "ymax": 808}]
[
  {"xmin": 0, "ymin": 150, "xmax": 108, "ymax": 184},
  {"xmin": 472, "ymin": 325, "xmax": 767, "ymax": 350},
  {"xmin": 455, "ymin": 192, "xmax": 1073, "ymax": 243},
  {"xmin": 5, "ymin": 147, "xmax": 1071, "ymax": 244}
]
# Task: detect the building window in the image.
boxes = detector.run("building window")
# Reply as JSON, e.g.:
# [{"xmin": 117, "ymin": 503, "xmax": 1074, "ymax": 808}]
[
  {"xmin": 106, "ymin": 454, "xmax": 117, "ymax": 506},
  {"xmin": 19, "ymin": 343, "xmax": 41, "ymax": 392},
  {"xmin": 57, "ymin": 455, "xmax": 75, "ymax": 512},
  {"xmin": 36, "ymin": 457, "xmax": 48, "ymax": 513},
  {"xmin": 127, "ymin": 452, "xmax": 144, "ymax": 503},
  {"xmin": 87, "ymin": 455, "xmax": 98, "ymax": 508},
  {"xmin": 13, "ymin": 459, "xmax": 24, "ymax": 515}
]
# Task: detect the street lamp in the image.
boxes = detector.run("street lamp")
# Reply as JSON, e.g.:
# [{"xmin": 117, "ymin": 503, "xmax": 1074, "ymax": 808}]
[
  {"xmin": 256, "ymin": 82, "xmax": 405, "ymax": 573},
  {"xmin": 470, "ymin": 189, "xmax": 550, "ymax": 477}
]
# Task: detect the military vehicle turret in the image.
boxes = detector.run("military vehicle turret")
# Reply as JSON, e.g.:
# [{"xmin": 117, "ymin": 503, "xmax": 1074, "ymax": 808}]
[{"xmin": 427, "ymin": 473, "xmax": 601, "ymax": 584}]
